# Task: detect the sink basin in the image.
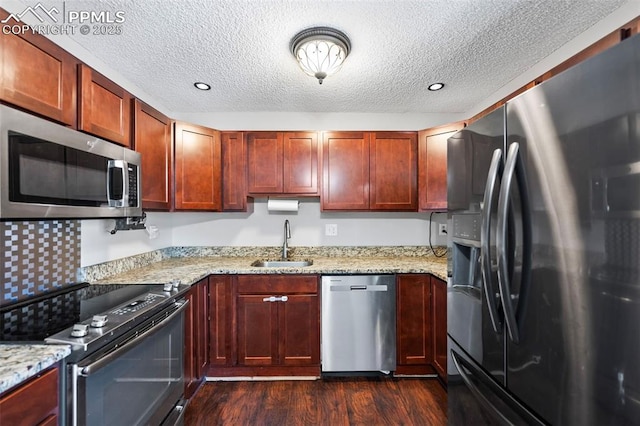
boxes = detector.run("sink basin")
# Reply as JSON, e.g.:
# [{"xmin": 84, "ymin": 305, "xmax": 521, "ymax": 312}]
[{"xmin": 251, "ymin": 259, "xmax": 313, "ymax": 267}]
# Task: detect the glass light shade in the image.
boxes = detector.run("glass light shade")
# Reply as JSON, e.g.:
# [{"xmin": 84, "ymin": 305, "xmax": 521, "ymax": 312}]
[{"xmin": 291, "ymin": 27, "xmax": 351, "ymax": 84}]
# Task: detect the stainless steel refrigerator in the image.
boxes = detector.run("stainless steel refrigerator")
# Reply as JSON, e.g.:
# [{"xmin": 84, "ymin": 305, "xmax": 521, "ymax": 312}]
[{"xmin": 447, "ymin": 33, "xmax": 640, "ymax": 425}]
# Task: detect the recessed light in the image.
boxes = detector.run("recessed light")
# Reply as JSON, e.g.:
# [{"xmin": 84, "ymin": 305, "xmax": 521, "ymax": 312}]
[
  {"xmin": 194, "ymin": 82, "xmax": 211, "ymax": 91},
  {"xmin": 428, "ymin": 83, "xmax": 445, "ymax": 91}
]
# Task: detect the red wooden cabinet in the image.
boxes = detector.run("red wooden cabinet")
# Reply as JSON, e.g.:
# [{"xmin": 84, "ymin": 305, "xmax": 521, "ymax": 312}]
[
  {"xmin": 78, "ymin": 64, "xmax": 132, "ymax": 147},
  {"xmin": 396, "ymin": 274, "xmax": 433, "ymax": 370},
  {"xmin": 133, "ymin": 100, "xmax": 172, "ymax": 210},
  {"xmin": 370, "ymin": 132, "xmax": 418, "ymax": 211},
  {"xmin": 0, "ymin": 367, "xmax": 59, "ymax": 425},
  {"xmin": 221, "ymin": 132, "xmax": 247, "ymax": 211},
  {"xmin": 185, "ymin": 278, "xmax": 210, "ymax": 398},
  {"xmin": 418, "ymin": 122, "xmax": 465, "ymax": 211},
  {"xmin": 0, "ymin": 10, "xmax": 77, "ymax": 126},
  {"xmin": 209, "ymin": 275, "xmax": 233, "ymax": 366},
  {"xmin": 431, "ymin": 276, "xmax": 448, "ymax": 381},
  {"xmin": 236, "ymin": 275, "xmax": 320, "ymax": 367},
  {"xmin": 246, "ymin": 131, "xmax": 319, "ymax": 195},
  {"xmin": 321, "ymin": 131, "xmax": 370, "ymax": 210},
  {"xmin": 174, "ymin": 122, "xmax": 221, "ymax": 211}
]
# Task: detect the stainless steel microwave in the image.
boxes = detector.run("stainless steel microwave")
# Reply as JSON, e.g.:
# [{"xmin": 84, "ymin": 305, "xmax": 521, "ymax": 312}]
[{"xmin": 0, "ymin": 105, "xmax": 141, "ymax": 219}]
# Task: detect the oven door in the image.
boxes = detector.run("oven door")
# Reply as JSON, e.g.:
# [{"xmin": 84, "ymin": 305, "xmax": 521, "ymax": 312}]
[{"xmin": 70, "ymin": 300, "xmax": 187, "ymax": 426}]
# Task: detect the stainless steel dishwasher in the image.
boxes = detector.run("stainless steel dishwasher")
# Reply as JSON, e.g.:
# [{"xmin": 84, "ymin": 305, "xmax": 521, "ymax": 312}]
[{"xmin": 321, "ymin": 275, "xmax": 396, "ymax": 373}]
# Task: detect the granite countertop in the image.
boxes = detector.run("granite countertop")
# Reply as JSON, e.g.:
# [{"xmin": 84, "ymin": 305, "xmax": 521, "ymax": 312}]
[
  {"xmin": 90, "ymin": 253, "xmax": 448, "ymax": 286},
  {"xmin": 0, "ymin": 344, "xmax": 71, "ymax": 394}
]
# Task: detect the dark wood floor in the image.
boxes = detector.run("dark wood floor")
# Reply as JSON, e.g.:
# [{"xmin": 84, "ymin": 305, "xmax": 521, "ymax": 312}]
[{"xmin": 184, "ymin": 377, "xmax": 447, "ymax": 425}]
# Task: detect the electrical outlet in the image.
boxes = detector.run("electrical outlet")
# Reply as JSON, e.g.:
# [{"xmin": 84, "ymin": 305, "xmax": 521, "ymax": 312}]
[
  {"xmin": 438, "ymin": 223, "xmax": 448, "ymax": 236},
  {"xmin": 325, "ymin": 224, "xmax": 338, "ymax": 236}
]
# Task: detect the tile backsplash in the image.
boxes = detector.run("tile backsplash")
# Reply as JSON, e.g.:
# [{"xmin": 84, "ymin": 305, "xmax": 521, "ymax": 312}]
[{"xmin": 1, "ymin": 220, "xmax": 80, "ymax": 306}]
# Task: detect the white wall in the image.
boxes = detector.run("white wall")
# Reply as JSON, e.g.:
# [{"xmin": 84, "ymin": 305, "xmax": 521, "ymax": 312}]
[{"xmin": 81, "ymin": 200, "xmax": 449, "ymax": 266}]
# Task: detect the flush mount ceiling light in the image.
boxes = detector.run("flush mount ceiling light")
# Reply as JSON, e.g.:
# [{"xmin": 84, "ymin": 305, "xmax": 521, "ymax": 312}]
[
  {"xmin": 194, "ymin": 82, "xmax": 211, "ymax": 90},
  {"xmin": 290, "ymin": 27, "xmax": 351, "ymax": 85},
  {"xmin": 428, "ymin": 83, "xmax": 445, "ymax": 91}
]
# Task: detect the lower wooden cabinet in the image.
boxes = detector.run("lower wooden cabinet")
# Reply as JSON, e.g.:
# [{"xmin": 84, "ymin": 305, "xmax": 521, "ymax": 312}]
[
  {"xmin": 184, "ymin": 278, "xmax": 210, "ymax": 398},
  {"xmin": 208, "ymin": 275, "xmax": 233, "ymax": 366},
  {"xmin": 396, "ymin": 274, "xmax": 447, "ymax": 381},
  {"xmin": 0, "ymin": 366, "xmax": 59, "ymax": 425},
  {"xmin": 431, "ymin": 276, "xmax": 447, "ymax": 381}
]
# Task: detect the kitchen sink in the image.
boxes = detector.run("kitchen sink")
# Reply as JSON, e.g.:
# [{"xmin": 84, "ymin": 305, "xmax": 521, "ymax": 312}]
[{"xmin": 251, "ymin": 259, "xmax": 313, "ymax": 267}]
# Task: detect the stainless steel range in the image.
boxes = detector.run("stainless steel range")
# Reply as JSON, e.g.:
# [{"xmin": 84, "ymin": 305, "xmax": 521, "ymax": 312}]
[{"xmin": 1, "ymin": 281, "xmax": 189, "ymax": 426}]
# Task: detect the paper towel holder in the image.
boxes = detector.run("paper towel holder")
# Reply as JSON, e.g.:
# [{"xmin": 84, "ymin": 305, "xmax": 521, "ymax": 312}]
[{"xmin": 267, "ymin": 197, "xmax": 299, "ymax": 212}]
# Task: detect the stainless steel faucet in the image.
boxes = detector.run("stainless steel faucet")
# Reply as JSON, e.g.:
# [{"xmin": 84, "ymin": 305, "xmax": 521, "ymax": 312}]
[{"xmin": 282, "ymin": 219, "xmax": 291, "ymax": 260}]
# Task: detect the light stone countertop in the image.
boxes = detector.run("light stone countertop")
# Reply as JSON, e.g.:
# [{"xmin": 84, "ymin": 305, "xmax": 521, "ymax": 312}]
[
  {"xmin": 0, "ymin": 344, "xmax": 71, "ymax": 394},
  {"xmin": 90, "ymin": 255, "xmax": 448, "ymax": 286}
]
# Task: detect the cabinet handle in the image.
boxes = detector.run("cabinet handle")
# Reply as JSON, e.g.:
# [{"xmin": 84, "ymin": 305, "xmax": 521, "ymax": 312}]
[{"xmin": 261, "ymin": 296, "xmax": 289, "ymax": 302}]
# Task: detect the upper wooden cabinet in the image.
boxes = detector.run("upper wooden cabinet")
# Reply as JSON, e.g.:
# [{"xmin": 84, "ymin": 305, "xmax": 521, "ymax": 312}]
[
  {"xmin": 221, "ymin": 132, "xmax": 247, "ymax": 211},
  {"xmin": 174, "ymin": 122, "xmax": 221, "ymax": 211},
  {"xmin": 322, "ymin": 131, "xmax": 417, "ymax": 211},
  {"xmin": 246, "ymin": 131, "xmax": 319, "ymax": 195},
  {"xmin": 0, "ymin": 10, "xmax": 77, "ymax": 126},
  {"xmin": 322, "ymin": 132, "xmax": 370, "ymax": 210},
  {"xmin": 78, "ymin": 65, "xmax": 132, "ymax": 147},
  {"xmin": 370, "ymin": 132, "xmax": 418, "ymax": 211},
  {"xmin": 418, "ymin": 122, "xmax": 465, "ymax": 211},
  {"xmin": 133, "ymin": 100, "xmax": 172, "ymax": 210}
]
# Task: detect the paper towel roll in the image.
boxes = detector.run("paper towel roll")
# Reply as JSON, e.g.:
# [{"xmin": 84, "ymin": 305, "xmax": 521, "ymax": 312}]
[{"xmin": 267, "ymin": 198, "xmax": 299, "ymax": 212}]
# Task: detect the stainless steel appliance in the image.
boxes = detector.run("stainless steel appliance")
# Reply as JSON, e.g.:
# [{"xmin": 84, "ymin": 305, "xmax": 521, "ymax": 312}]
[
  {"xmin": 1, "ymin": 282, "xmax": 188, "ymax": 426},
  {"xmin": 321, "ymin": 275, "xmax": 396, "ymax": 373},
  {"xmin": 447, "ymin": 34, "xmax": 640, "ymax": 425},
  {"xmin": 0, "ymin": 105, "xmax": 141, "ymax": 219}
]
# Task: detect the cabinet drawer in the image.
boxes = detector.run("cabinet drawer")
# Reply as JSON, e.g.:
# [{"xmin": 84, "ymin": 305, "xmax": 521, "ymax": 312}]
[
  {"xmin": 0, "ymin": 367, "xmax": 58, "ymax": 425},
  {"xmin": 236, "ymin": 275, "xmax": 318, "ymax": 294}
]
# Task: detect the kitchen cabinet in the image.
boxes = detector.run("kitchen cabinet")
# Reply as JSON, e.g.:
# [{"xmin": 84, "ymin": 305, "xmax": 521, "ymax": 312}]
[
  {"xmin": 133, "ymin": 100, "xmax": 173, "ymax": 210},
  {"xmin": 208, "ymin": 275, "xmax": 233, "ymax": 366},
  {"xmin": 370, "ymin": 132, "xmax": 418, "ymax": 210},
  {"xmin": 246, "ymin": 131, "xmax": 319, "ymax": 195},
  {"xmin": 322, "ymin": 131, "xmax": 417, "ymax": 211},
  {"xmin": 431, "ymin": 276, "xmax": 447, "ymax": 381},
  {"xmin": 321, "ymin": 132, "xmax": 370, "ymax": 210},
  {"xmin": 185, "ymin": 278, "xmax": 209, "ymax": 399},
  {"xmin": 78, "ymin": 64, "xmax": 132, "ymax": 147},
  {"xmin": 418, "ymin": 122, "xmax": 465, "ymax": 211},
  {"xmin": 0, "ymin": 9, "xmax": 77, "ymax": 127},
  {"xmin": 235, "ymin": 275, "xmax": 320, "ymax": 373},
  {"xmin": 0, "ymin": 366, "xmax": 59, "ymax": 425},
  {"xmin": 221, "ymin": 132, "xmax": 248, "ymax": 211},
  {"xmin": 396, "ymin": 274, "xmax": 434, "ymax": 374},
  {"xmin": 174, "ymin": 122, "xmax": 222, "ymax": 211}
]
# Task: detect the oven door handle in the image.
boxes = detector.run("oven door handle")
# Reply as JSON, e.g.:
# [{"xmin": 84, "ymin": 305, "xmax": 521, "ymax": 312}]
[{"xmin": 78, "ymin": 299, "xmax": 189, "ymax": 377}]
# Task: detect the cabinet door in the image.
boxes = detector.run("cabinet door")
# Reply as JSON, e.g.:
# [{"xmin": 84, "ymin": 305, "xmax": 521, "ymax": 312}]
[
  {"xmin": 0, "ymin": 367, "xmax": 58, "ymax": 426},
  {"xmin": 418, "ymin": 123, "xmax": 464, "ymax": 211},
  {"xmin": 133, "ymin": 100, "xmax": 172, "ymax": 210},
  {"xmin": 237, "ymin": 294, "xmax": 279, "ymax": 365},
  {"xmin": 370, "ymin": 132, "xmax": 418, "ymax": 211},
  {"xmin": 246, "ymin": 132, "xmax": 283, "ymax": 194},
  {"xmin": 0, "ymin": 12, "xmax": 77, "ymax": 126},
  {"xmin": 397, "ymin": 274, "xmax": 433, "ymax": 365},
  {"xmin": 432, "ymin": 277, "xmax": 447, "ymax": 381},
  {"xmin": 283, "ymin": 132, "xmax": 319, "ymax": 194},
  {"xmin": 196, "ymin": 280, "xmax": 210, "ymax": 378},
  {"xmin": 321, "ymin": 132, "xmax": 370, "ymax": 210},
  {"xmin": 174, "ymin": 122, "xmax": 221, "ymax": 211},
  {"xmin": 209, "ymin": 275, "xmax": 233, "ymax": 366},
  {"xmin": 221, "ymin": 132, "xmax": 247, "ymax": 211},
  {"xmin": 184, "ymin": 286, "xmax": 197, "ymax": 398},
  {"xmin": 78, "ymin": 65, "xmax": 132, "ymax": 147},
  {"xmin": 279, "ymin": 293, "xmax": 320, "ymax": 366}
]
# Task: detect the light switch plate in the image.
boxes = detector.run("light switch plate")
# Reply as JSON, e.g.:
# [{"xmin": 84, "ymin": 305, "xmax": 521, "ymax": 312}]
[{"xmin": 325, "ymin": 224, "xmax": 338, "ymax": 236}]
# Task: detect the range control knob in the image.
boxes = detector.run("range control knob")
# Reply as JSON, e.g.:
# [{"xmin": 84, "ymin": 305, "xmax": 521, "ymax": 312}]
[
  {"xmin": 163, "ymin": 282, "xmax": 174, "ymax": 292},
  {"xmin": 71, "ymin": 324, "xmax": 89, "ymax": 338},
  {"xmin": 90, "ymin": 315, "xmax": 108, "ymax": 328}
]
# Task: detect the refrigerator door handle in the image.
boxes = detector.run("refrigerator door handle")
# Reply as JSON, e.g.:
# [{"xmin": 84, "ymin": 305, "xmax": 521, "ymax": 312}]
[
  {"xmin": 496, "ymin": 142, "xmax": 521, "ymax": 343},
  {"xmin": 450, "ymin": 349, "xmax": 514, "ymax": 425},
  {"xmin": 481, "ymin": 148, "xmax": 504, "ymax": 334}
]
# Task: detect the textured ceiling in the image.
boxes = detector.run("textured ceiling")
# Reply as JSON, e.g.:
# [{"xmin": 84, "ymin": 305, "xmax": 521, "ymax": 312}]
[{"xmin": 13, "ymin": 0, "xmax": 631, "ymax": 114}]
